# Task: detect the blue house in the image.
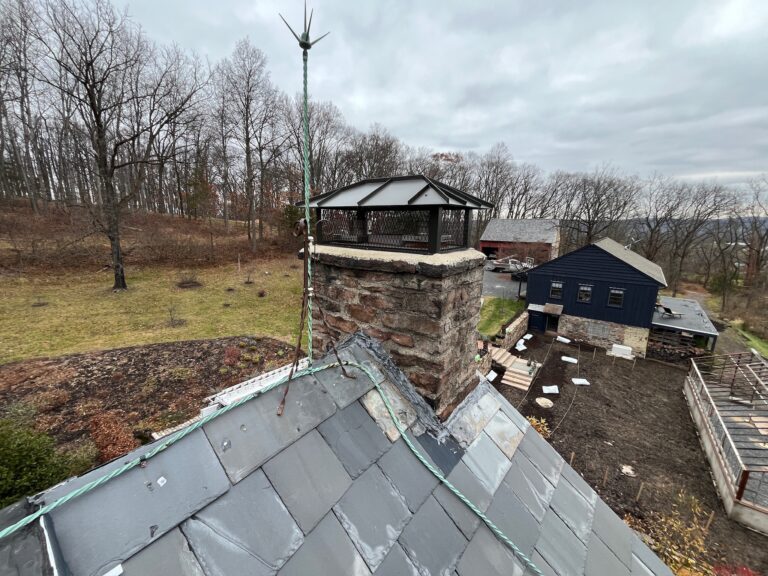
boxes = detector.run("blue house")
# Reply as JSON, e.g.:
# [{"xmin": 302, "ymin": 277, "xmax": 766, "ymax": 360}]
[{"xmin": 526, "ymin": 238, "xmax": 667, "ymax": 356}]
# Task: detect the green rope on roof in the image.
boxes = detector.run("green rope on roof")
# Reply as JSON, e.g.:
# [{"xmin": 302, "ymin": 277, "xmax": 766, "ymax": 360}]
[{"xmin": 0, "ymin": 360, "xmax": 542, "ymax": 575}]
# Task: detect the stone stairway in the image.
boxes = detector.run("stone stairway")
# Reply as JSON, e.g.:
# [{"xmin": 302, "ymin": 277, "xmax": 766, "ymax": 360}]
[{"xmin": 489, "ymin": 346, "xmax": 541, "ymax": 391}]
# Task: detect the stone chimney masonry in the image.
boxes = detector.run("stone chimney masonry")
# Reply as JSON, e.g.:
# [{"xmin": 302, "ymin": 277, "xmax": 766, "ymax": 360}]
[{"xmin": 311, "ymin": 244, "xmax": 485, "ymax": 418}]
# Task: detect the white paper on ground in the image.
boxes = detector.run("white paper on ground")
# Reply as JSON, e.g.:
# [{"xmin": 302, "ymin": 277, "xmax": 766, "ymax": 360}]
[
  {"xmin": 516, "ymin": 344, "xmax": 527, "ymax": 351},
  {"xmin": 572, "ymin": 378, "xmax": 590, "ymax": 386},
  {"xmin": 542, "ymin": 385, "xmax": 559, "ymax": 394},
  {"xmin": 523, "ymin": 334, "xmax": 533, "ymax": 340},
  {"xmin": 486, "ymin": 370, "xmax": 498, "ymax": 381},
  {"xmin": 561, "ymin": 356, "xmax": 578, "ymax": 364},
  {"xmin": 557, "ymin": 336, "xmax": 571, "ymax": 344}
]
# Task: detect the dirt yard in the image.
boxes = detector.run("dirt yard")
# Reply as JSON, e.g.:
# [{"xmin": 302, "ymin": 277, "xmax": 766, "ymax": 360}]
[
  {"xmin": 493, "ymin": 337, "xmax": 768, "ymax": 573},
  {"xmin": 0, "ymin": 336, "xmax": 298, "ymax": 455}
]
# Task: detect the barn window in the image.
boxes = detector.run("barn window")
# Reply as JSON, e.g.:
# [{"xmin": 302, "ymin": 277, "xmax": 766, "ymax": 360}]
[
  {"xmin": 549, "ymin": 281, "xmax": 564, "ymax": 300},
  {"xmin": 608, "ymin": 288, "xmax": 625, "ymax": 308},
  {"xmin": 577, "ymin": 285, "xmax": 592, "ymax": 303}
]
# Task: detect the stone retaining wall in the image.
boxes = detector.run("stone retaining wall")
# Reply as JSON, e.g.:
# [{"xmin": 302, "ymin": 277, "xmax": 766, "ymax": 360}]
[
  {"xmin": 311, "ymin": 246, "xmax": 485, "ymax": 418},
  {"xmin": 500, "ymin": 311, "xmax": 529, "ymax": 348},
  {"xmin": 474, "ymin": 311, "xmax": 529, "ymax": 382}
]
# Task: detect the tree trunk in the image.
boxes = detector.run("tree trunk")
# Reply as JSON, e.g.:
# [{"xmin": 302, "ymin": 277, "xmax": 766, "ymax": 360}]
[{"xmin": 103, "ymin": 177, "xmax": 127, "ymax": 290}]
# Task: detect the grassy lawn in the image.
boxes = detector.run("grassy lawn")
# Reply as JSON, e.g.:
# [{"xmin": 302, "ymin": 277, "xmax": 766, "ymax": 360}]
[
  {"xmin": 0, "ymin": 259, "xmax": 303, "ymax": 364},
  {"xmin": 733, "ymin": 326, "xmax": 768, "ymax": 358},
  {"xmin": 477, "ymin": 297, "xmax": 525, "ymax": 337}
]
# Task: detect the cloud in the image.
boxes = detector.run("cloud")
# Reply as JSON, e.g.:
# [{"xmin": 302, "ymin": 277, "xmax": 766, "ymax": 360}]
[{"xmin": 116, "ymin": 0, "xmax": 766, "ymax": 187}]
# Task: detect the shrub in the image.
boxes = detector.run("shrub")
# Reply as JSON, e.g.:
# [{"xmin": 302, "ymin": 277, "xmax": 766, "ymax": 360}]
[
  {"xmin": 527, "ymin": 416, "xmax": 551, "ymax": 438},
  {"xmin": 0, "ymin": 417, "xmax": 70, "ymax": 507},
  {"xmin": 89, "ymin": 412, "xmax": 140, "ymax": 463},
  {"xmin": 30, "ymin": 389, "xmax": 70, "ymax": 413},
  {"xmin": 625, "ymin": 491, "xmax": 714, "ymax": 575},
  {"xmin": 223, "ymin": 346, "xmax": 241, "ymax": 366}
]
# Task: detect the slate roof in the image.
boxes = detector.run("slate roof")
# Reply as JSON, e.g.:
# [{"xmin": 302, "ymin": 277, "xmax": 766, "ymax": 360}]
[
  {"xmin": 593, "ymin": 238, "xmax": 667, "ymax": 286},
  {"xmin": 301, "ymin": 175, "xmax": 494, "ymax": 210},
  {"xmin": 479, "ymin": 219, "xmax": 560, "ymax": 244},
  {"xmin": 0, "ymin": 333, "xmax": 672, "ymax": 576}
]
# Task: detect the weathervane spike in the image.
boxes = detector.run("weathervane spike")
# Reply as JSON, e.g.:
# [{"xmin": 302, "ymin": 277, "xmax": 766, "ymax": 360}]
[
  {"xmin": 279, "ymin": 13, "xmax": 301, "ymax": 44},
  {"xmin": 310, "ymin": 30, "xmax": 330, "ymax": 47},
  {"xmin": 307, "ymin": 8, "xmax": 313, "ymax": 35}
]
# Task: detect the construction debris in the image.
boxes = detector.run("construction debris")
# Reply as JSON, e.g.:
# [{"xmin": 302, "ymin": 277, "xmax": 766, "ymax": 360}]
[{"xmin": 621, "ymin": 465, "xmax": 637, "ymax": 477}]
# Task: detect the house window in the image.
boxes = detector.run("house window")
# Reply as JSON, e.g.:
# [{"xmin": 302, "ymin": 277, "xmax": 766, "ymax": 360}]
[
  {"xmin": 577, "ymin": 285, "xmax": 592, "ymax": 303},
  {"xmin": 608, "ymin": 288, "xmax": 625, "ymax": 308},
  {"xmin": 549, "ymin": 281, "xmax": 563, "ymax": 300}
]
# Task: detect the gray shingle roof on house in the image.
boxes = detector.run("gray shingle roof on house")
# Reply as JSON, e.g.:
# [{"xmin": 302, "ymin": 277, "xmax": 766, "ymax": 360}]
[
  {"xmin": 0, "ymin": 334, "xmax": 672, "ymax": 576},
  {"xmin": 480, "ymin": 219, "xmax": 561, "ymax": 244},
  {"xmin": 594, "ymin": 237, "xmax": 667, "ymax": 287}
]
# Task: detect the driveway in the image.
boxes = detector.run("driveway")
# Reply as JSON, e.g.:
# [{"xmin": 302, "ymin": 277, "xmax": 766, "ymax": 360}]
[{"xmin": 482, "ymin": 270, "xmax": 525, "ymax": 300}]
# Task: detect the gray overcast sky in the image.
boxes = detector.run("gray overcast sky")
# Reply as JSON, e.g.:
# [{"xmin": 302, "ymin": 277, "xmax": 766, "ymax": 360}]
[{"xmin": 117, "ymin": 0, "xmax": 767, "ymax": 186}]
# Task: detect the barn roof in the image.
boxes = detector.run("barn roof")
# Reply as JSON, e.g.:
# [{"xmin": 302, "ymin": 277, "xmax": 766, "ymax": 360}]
[
  {"xmin": 480, "ymin": 219, "xmax": 560, "ymax": 244},
  {"xmin": 0, "ymin": 334, "xmax": 671, "ymax": 576},
  {"xmin": 594, "ymin": 238, "xmax": 667, "ymax": 286},
  {"xmin": 300, "ymin": 175, "xmax": 493, "ymax": 209}
]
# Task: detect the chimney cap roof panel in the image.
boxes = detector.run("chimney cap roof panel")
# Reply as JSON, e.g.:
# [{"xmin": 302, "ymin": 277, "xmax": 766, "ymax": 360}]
[{"xmin": 302, "ymin": 175, "xmax": 493, "ymax": 209}]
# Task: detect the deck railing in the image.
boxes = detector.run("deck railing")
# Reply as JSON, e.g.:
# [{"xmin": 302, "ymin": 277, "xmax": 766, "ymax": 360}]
[{"xmin": 687, "ymin": 354, "xmax": 768, "ymax": 512}]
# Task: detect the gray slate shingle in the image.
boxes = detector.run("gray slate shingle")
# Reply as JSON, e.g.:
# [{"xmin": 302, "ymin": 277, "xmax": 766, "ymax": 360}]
[
  {"xmin": 277, "ymin": 512, "xmax": 371, "ymax": 576},
  {"xmin": 181, "ymin": 517, "xmax": 274, "ymax": 576},
  {"xmin": 518, "ymin": 427, "xmax": 564, "ymax": 486},
  {"xmin": 456, "ymin": 524, "xmax": 526, "ymax": 576},
  {"xmin": 486, "ymin": 480, "xmax": 540, "ymax": 558},
  {"xmin": 120, "ymin": 528, "xmax": 205, "ymax": 576},
  {"xmin": 318, "ymin": 401, "xmax": 391, "ymax": 478},
  {"xmin": 203, "ymin": 374, "xmax": 336, "ymax": 483},
  {"xmin": 191, "ymin": 469, "xmax": 303, "ymax": 571},
  {"xmin": 398, "ymin": 496, "xmax": 467, "ymax": 576},
  {"xmin": 550, "ymin": 475, "xmax": 596, "ymax": 544},
  {"xmin": 535, "ymin": 508, "xmax": 588, "ymax": 576},
  {"xmin": 373, "ymin": 543, "xmax": 420, "ymax": 576},
  {"xmin": 433, "ymin": 459, "xmax": 493, "ymax": 539},
  {"xmin": 263, "ymin": 430, "xmax": 352, "ymax": 534},
  {"xmin": 463, "ymin": 432, "xmax": 511, "ymax": 494},
  {"xmin": 333, "ymin": 465, "xmax": 411, "ymax": 571},
  {"xmin": 504, "ymin": 451, "xmax": 555, "ymax": 522},
  {"xmin": 378, "ymin": 437, "xmax": 439, "ymax": 513}
]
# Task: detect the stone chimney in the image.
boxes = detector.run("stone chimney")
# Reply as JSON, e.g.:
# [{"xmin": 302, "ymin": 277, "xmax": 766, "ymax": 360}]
[{"xmin": 304, "ymin": 176, "xmax": 491, "ymax": 418}]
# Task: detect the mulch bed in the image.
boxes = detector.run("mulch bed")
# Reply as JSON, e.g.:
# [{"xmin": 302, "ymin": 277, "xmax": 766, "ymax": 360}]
[
  {"xmin": 495, "ymin": 336, "xmax": 768, "ymax": 573},
  {"xmin": 0, "ymin": 337, "xmax": 298, "ymax": 451}
]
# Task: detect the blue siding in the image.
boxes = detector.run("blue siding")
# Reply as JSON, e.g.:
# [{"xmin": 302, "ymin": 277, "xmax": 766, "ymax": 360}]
[{"xmin": 527, "ymin": 245, "xmax": 661, "ymax": 328}]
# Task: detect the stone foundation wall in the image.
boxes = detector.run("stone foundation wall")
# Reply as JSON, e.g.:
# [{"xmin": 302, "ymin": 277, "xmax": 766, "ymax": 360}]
[
  {"xmin": 558, "ymin": 314, "xmax": 649, "ymax": 357},
  {"xmin": 311, "ymin": 246, "xmax": 486, "ymax": 418}
]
